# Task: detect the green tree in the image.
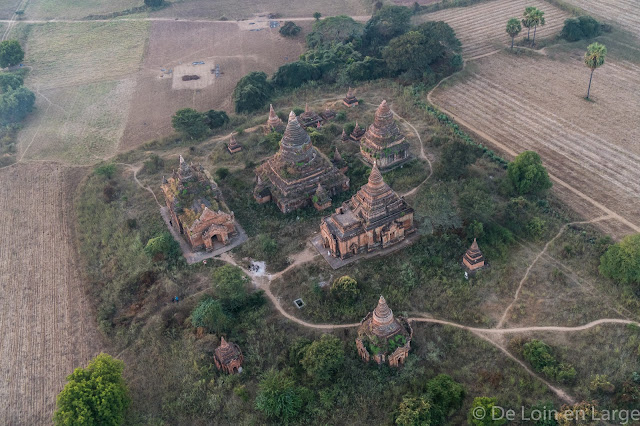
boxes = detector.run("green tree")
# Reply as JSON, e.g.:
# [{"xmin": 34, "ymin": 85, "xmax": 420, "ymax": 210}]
[
  {"xmin": 172, "ymin": 108, "xmax": 209, "ymax": 139},
  {"xmin": 255, "ymin": 370, "xmax": 305, "ymax": 423},
  {"xmin": 506, "ymin": 18, "xmax": 522, "ymax": 50},
  {"xmin": 232, "ymin": 71, "xmax": 273, "ymax": 114},
  {"xmin": 468, "ymin": 397, "xmax": 507, "ymax": 426},
  {"xmin": 205, "ymin": 109, "xmax": 229, "ymax": 129},
  {"xmin": 330, "ymin": 275, "xmax": 360, "ymax": 301},
  {"xmin": 362, "ymin": 5, "xmax": 413, "ymax": 54},
  {"xmin": 0, "ymin": 72, "xmax": 23, "ymax": 91},
  {"xmin": 300, "ymin": 334, "xmax": 345, "ymax": 384},
  {"xmin": 521, "ymin": 6, "xmax": 536, "ymax": 41},
  {"xmin": 584, "ymin": 42, "xmax": 606, "ymax": 100},
  {"xmin": 0, "ymin": 85, "xmax": 35, "ymax": 124},
  {"xmin": 279, "ymin": 21, "xmax": 301, "ymax": 37},
  {"xmin": 144, "ymin": 0, "xmax": 164, "ymax": 7},
  {"xmin": 561, "ymin": 16, "xmax": 601, "ymax": 41},
  {"xmin": 53, "ymin": 353, "xmax": 130, "ymax": 426},
  {"xmin": 507, "ymin": 151, "xmax": 552, "ymax": 195},
  {"xmin": 144, "ymin": 232, "xmax": 180, "ymax": 262},
  {"xmin": 212, "ymin": 265, "xmax": 249, "ymax": 310},
  {"xmin": 425, "ymin": 374, "xmax": 465, "ymax": 423},
  {"xmin": 529, "ymin": 8, "xmax": 545, "ymax": 45},
  {"xmin": 313, "ymin": 12, "xmax": 322, "ymax": 21},
  {"xmin": 599, "ymin": 233, "xmax": 640, "ymax": 285},
  {"xmin": 435, "ymin": 139, "xmax": 482, "ymax": 180},
  {"xmin": 305, "ymin": 15, "xmax": 364, "ymax": 48},
  {"xmin": 0, "ymin": 40, "xmax": 24, "ymax": 68},
  {"xmin": 95, "ymin": 163, "xmax": 116, "ymax": 179},
  {"xmin": 395, "ymin": 395, "xmax": 433, "ymax": 426},
  {"xmin": 272, "ymin": 61, "xmax": 320, "ymax": 88},
  {"xmin": 190, "ymin": 297, "xmax": 230, "ymax": 334}
]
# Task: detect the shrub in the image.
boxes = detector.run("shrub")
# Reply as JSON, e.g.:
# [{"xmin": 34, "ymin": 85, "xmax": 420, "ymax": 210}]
[
  {"xmin": 190, "ymin": 297, "xmax": 229, "ymax": 334},
  {"xmin": 205, "ymin": 109, "xmax": 229, "ymax": 129},
  {"xmin": 216, "ymin": 167, "xmax": 230, "ymax": 180},
  {"xmin": 212, "ymin": 264, "xmax": 249, "ymax": 311},
  {"xmin": 468, "ymin": 397, "xmax": 506, "ymax": 425},
  {"xmin": 172, "ymin": 108, "xmax": 209, "ymax": 139},
  {"xmin": 144, "ymin": 232, "xmax": 181, "ymax": 263},
  {"xmin": 507, "ymin": 151, "xmax": 552, "ymax": 196},
  {"xmin": 144, "ymin": 0, "xmax": 164, "ymax": 6},
  {"xmin": 330, "ymin": 275, "xmax": 360, "ymax": 301},
  {"xmin": 522, "ymin": 339, "xmax": 576, "ymax": 384},
  {"xmin": 0, "ymin": 40, "xmax": 24, "ymax": 68},
  {"xmin": 95, "ymin": 163, "xmax": 116, "ymax": 179},
  {"xmin": 233, "ymin": 71, "xmax": 273, "ymax": 114},
  {"xmin": 143, "ymin": 153, "xmax": 164, "ymax": 174},
  {"xmin": 599, "ymin": 233, "xmax": 640, "ymax": 286},
  {"xmin": 279, "ymin": 21, "xmax": 301, "ymax": 37},
  {"xmin": 53, "ymin": 353, "xmax": 130, "ymax": 426},
  {"xmin": 561, "ymin": 15, "xmax": 601, "ymax": 41},
  {"xmin": 299, "ymin": 334, "xmax": 345, "ymax": 384},
  {"xmin": 255, "ymin": 370, "xmax": 305, "ymax": 422}
]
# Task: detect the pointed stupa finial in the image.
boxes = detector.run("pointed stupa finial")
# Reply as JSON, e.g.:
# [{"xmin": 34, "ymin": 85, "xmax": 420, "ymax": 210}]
[
  {"xmin": 220, "ymin": 336, "xmax": 228, "ymax": 347},
  {"xmin": 334, "ymin": 147, "xmax": 342, "ymax": 162},
  {"xmin": 368, "ymin": 161, "xmax": 384, "ymax": 187},
  {"xmin": 289, "ymin": 110, "xmax": 296, "ymax": 120},
  {"xmin": 179, "ymin": 154, "xmax": 185, "ymax": 164},
  {"xmin": 471, "ymin": 238, "xmax": 479, "ymax": 250},
  {"xmin": 269, "ymin": 104, "xmax": 276, "ymax": 117}
]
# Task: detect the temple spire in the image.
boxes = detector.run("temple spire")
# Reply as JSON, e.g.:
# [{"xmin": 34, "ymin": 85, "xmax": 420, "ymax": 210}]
[
  {"xmin": 220, "ymin": 336, "xmax": 228, "ymax": 347},
  {"xmin": 368, "ymin": 161, "xmax": 384, "ymax": 187},
  {"xmin": 372, "ymin": 295, "xmax": 395, "ymax": 326},
  {"xmin": 269, "ymin": 104, "xmax": 277, "ymax": 119}
]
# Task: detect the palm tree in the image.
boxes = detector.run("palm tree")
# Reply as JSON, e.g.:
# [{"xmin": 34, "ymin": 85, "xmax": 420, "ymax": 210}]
[
  {"xmin": 506, "ymin": 18, "xmax": 522, "ymax": 50},
  {"xmin": 530, "ymin": 8, "xmax": 546, "ymax": 46},
  {"xmin": 584, "ymin": 42, "xmax": 607, "ymax": 99},
  {"xmin": 521, "ymin": 6, "xmax": 536, "ymax": 41}
]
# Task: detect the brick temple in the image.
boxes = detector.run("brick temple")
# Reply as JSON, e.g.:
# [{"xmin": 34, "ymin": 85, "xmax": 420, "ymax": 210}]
[
  {"xmin": 343, "ymin": 87, "xmax": 358, "ymax": 107},
  {"xmin": 463, "ymin": 238, "xmax": 486, "ymax": 273},
  {"xmin": 214, "ymin": 337, "xmax": 244, "ymax": 374},
  {"xmin": 356, "ymin": 296, "xmax": 413, "ymax": 367},
  {"xmin": 360, "ymin": 100, "xmax": 410, "ymax": 170},
  {"xmin": 299, "ymin": 103, "xmax": 324, "ymax": 128},
  {"xmin": 162, "ymin": 156, "xmax": 237, "ymax": 252},
  {"xmin": 319, "ymin": 161, "xmax": 415, "ymax": 259},
  {"xmin": 254, "ymin": 111, "xmax": 350, "ymax": 213},
  {"xmin": 227, "ymin": 133, "xmax": 242, "ymax": 154}
]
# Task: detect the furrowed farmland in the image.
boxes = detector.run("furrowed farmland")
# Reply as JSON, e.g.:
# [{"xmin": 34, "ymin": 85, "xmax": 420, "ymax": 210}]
[
  {"xmin": 430, "ymin": 51, "xmax": 640, "ymax": 236},
  {"xmin": 0, "ymin": 163, "xmax": 102, "ymax": 425},
  {"xmin": 416, "ymin": 0, "xmax": 572, "ymax": 58}
]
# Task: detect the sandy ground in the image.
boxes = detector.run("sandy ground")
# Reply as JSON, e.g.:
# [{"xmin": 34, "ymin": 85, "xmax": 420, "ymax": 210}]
[
  {"xmin": 0, "ymin": 163, "xmax": 103, "ymax": 424},
  {"xmin": 119, "ymin": 20, "xmax": 305, "ymax": 150},
  {"xmin": 416, "ymin": 0, "xmax": 571, "ymax": 58},
  {"xmin": 431, "ymin": 51, "xmax": 640, "ymax": 238}
]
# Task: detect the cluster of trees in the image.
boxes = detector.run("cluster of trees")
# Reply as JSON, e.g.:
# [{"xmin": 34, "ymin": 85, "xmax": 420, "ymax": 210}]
[
  {"xmin": 54, "ymin": 353, "xmax": 130, "ymax": 425},
  {"xmin": 561, "ymin": 15, "xmax": 602, "ymax": 41},
  {"xmin": 599, "ymin": 233, "xmax": 640, "ymax": 287},
  {"xmin": 0, "ymin": 40, "xmax": 24, "ymax": 68},
  {"xmin": 171, "ymin": 107, "xmax": 229, "ymax": 139},
  {"xmin": 522, "ymin": 339, "xmax": 577, "ymax": 384},
  {"xmin": 504, "ymin": 6, "xmax": 545, "ymax": 48},
  {"xmin": 395, "ymin": 374, "xmax": 465, "ymax": 425},
  {"xmin": 279, "ymin": 21, "xmax": 301, "ymax": 37},
  {"xmin": 233, "ymin": 6, "xmax": 462, "ymax": 113}
]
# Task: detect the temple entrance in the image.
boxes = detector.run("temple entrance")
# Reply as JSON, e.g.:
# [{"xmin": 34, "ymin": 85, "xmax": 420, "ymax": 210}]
[
  {"xmin": 178, "ymin": 220, "xmax": 184, "ymax": 234},
  {"xmin": 211, "ymin": 234, "xmax": 220, "ymax": 248}
]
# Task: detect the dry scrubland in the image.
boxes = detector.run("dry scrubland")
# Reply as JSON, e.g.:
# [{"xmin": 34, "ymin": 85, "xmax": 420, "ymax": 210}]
[
  {"xmin": 0, "ymin": 0, "xmax": 22, "ymax": 19},
  {"xmin": 0, "ymin": 163, "xmax": 102, "ymax": 425},
  {"xmin": 121, "ymin": 21, "xmax": 305, "ymax": 149},
  {"xmin": 24, "ymin": 0, "xmax": 143, "ymax": 19},
  {"xmin": 15, "ymin": 21, "xmax": 148, "ymax": 164},
  {"xmin": 153, "ymin": 0, "xmax": 369, "ymax": 20},
  {"xmin": 416, "ymin": 0, "xmax": 571, "ymax": 58},
  {"xmin": 431, "ymin": 51, "xmax": 640, "ymax": 236},
  {"xmin": 565, "ymin": 0, "xmax": 640, "ymax": 40}
]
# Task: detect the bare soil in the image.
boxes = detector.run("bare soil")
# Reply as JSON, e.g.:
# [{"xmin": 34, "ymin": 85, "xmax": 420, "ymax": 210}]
[
  {"xmin": 415, "ymin": 0, "xmax": 571, "ymax": 58},
  {"xmin": 119, "ymin": 20, "xmax": 306, "ymax": 150},
  {"xmin": 431, "ymin": 51, "xmax": 640, "ymax": 236},
  {"xmin": 0, "ymin": 163, "xmax": 103, "ymax": 424}
]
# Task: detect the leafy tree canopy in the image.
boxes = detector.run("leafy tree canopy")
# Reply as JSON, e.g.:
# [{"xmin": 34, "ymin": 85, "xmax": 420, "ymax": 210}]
[
  {"xmin": 280, "ymin": 21, "xmax": 301, "ymax": 37},
  {"xmin": 232, "ymin": 71, "xmax": 273, "ymax": 113},
  {"xmin": 299, "ymin": 334, "xmax": 345, "ymax": 384},
  {"xmin": 255, "ymin": 370, "xmax": 306, "ymax": 422},
  {"xmin": 53, "ymin": 353, "xmax": 130, "ymax": 426},
  {"xmin": 330, "ymin": 275, "xmax": 359, "ymax": 301},
  {"xmin": 0, "ymin": 72, "xmax": 23, "ymax": 92},
  {"xmin": 561, "ymin": 15, "xmax": 601, "ymax": 41},
  {"xmin": 468, "ymin": 397, "xmax": 507, "ymax": 426},
  {"xmin": 425, "ymin": 374, "xmax": 465, "ymax": 423},
  {"xmin": 0, "ymin": 85, "xmax": 35, "ymax": 125},
  {"xmin": 212, "ymin": 264, "xmax": 249, "ymax": 310},
  {"xmin": 395, "ymin": 395, "xmax": 433, "ymax": 426},
  {"xmin": 190, "ymin": 297, "xmax": 230, "ymax": 334},
  {"xmin": 363, "ymin": 5, "xmax": 413, "ymax": 53},
  {"xmin": 172, "ymin": 108, "xmax": 209, "ymax": 139},
  {"xmin": 306, "ymin": 15, "xmax": 364, "ymax": 48},
  {"xmin": 144, "ymin": 231, "xmax": 180, "ymax": 263},
  {"xmin": 599, "ymin": 233, "xmax": 640, "ymax": 285},
  {"xmin": 507, "ymin": 150, "xmax": 552, "ymax": 195},
  {"xmin": 0, "ymin": 40, "xmax": 24, "ymax": 68},
  {"xmin": 272, "ymin": 61, "xmax": 321, "ymax": 88},
  {"xmin": 205, "ymin": 109, "xmax": 229, "ymax": 129},
  {"xmin": 144, "ymin": 0, "xmax": 164, "ymax": 7}
]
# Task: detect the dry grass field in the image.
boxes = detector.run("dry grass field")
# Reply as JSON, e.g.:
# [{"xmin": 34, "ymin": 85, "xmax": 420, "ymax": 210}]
[
  {"xmin": 0, "ymin": 163, "xmax": 103, "ymax": 425},
  {"xmin": 24, "ymin": 0, "xmax": 142, "ymax": 19},
  {"xmin": 565, "ymin": 0, "xmax": 640, "ymax": 40},
  {"xmin": 0, "ymin": 0, "xmax": 23, "ymax": 19},
  {"xmin": 120, "ymin": 20, "xmax": 305, "ymax": 149},
  {"xmin": 153, "ymin": 0, "xmax": 370, "ymax": 20},
  {"xmin": 431, "ymin": 50, "xmax": 640, "ymax": 236},
  {"xmin": 416, "ymin": 0, "xmax": 572, "ymax": 58},
  {"xmin": 14, "ymin": 21, "xmax": 148, "ymax": 164}
]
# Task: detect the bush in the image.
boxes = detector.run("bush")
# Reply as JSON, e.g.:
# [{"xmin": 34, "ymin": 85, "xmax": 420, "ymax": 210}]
[
  {"xmin": 216, "ymin": 167, "xmax": 230, "ymax": 180},
  {"xmin": 233, "ymin": 71, "xmax": 273, "ymax": 114},
  {"xmin": 0, "ymin": 40, "xmax": 24, "ymax": 68},
  {"xmin": 144, "ymin": 0, "xmax": 165, "ymax": 6},
  {"xmin": 53, "ymin": 353, "xmax": 130, "ymax": 426},
  {"xmin": 212, "ymin": 265, "xmax": 249, "ymax": 311},
  {"xmin": 205, "ymin": 109, "xmax": 229, "ymax": 129},
  {"xmin": 599, "ymin": 233, "xmax": 640, "ymax": 286},
  {"xmin": 468, "ymin": 397, "xmax": 506, "ymax": 425},
  {"xmin": 95, "ymin": 163, "xmax": 116, "ymax": 179},
  {"xmin": 561, "ymin": 15, "xmax": 601, "ymax": 41},
  {"xmin": 172, "ymin": 108, "xmax": 209, "ymax": 139},
  {"xmin": 144, "ymin": 231, "xmax": 180, "ymax": 263},
  {"xmin": 190, "ymin": 297, "xmax": 230, "ymax": 334},
  {"xmin": 522, "ymin": 339, "xmax": 576, "ymax": 384},
  {"xmin": 330, "ymin": 275, "xmax": 360, "ymax": 301},
  {"xmin": 0, "ymin": 86, "xmax": 35, "ymax": 125},
  {"xmin": 255, "ymin": 370, "xmax": 306, "ymax": 422},
  {"xmin": 143, "ymin": 153, "xmax": 164, "ymax": 174},
  {"xmin": 280, "ymin": 21, "xmax": 301, "ymax": 37},
  {"xmin": 299, "ymin": 334, "xmax": 345, "ymax": 384},
  {"xmin": 507, "ymin": 151, "xmax": 552, "ymax": 196},
  {"xmin": 272, "ymin": 61, "xmax": 321, "ymax": 88}
]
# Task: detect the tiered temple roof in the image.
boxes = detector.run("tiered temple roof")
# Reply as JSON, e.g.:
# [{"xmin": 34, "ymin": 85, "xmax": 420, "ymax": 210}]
[
  {"xmin": 333, "ymin": 147, "xmax": 348, "ymax": 173},
  {"xmin": 313, "ymin": 183, "xmax": 331, "ymax": 211},
  {"xmin": 214, "ymin": 337, "xmax": 244, "ymax": 374},
  {"xmin": 299, "ymin": 103, "xmax": 324, "ymax": 128},
  {"xmin": 343, "ymin": 87, "xmax": 358, "ymax": 107},
  {"xmin": 350, "ymin": 121, "xmax": 365, "ymax": 141},
  {"xmin": 463, "ymin": 238, "xmax": 486, "ymax": 272},
  {"xmin": 319, "ymin": 162, "xmax": 415, "ymax": 259},
  {"xmin": 360, "ymin": 100, "xmax": 410, "ymax": 170},
  {"xmin": 320, "ymin": 108, "xmax": 336, "ymax": 121},
  {"xmin": 254, "ymin": 111, "xmax": 349, "ymax": 213},
  {"xmin": 265, "ymin": 104, "xmax": 285, "ymax": 133},
  {"xmin": 355, "ymin": 296, "xmax": 413, "ymax": 367},
  {"xmin": 227, "ymin": 133, "xmax": 242, "ymax": 154}
]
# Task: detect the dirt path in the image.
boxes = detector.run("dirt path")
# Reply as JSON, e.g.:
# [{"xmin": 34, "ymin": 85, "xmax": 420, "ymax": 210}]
[
  {"xmin": 0, "ymin": 16, "xmax": 372, "ymax": 25},
  {"xmin": 497, "ymin": 215, "xmax": 613, "ymax": 328}
]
